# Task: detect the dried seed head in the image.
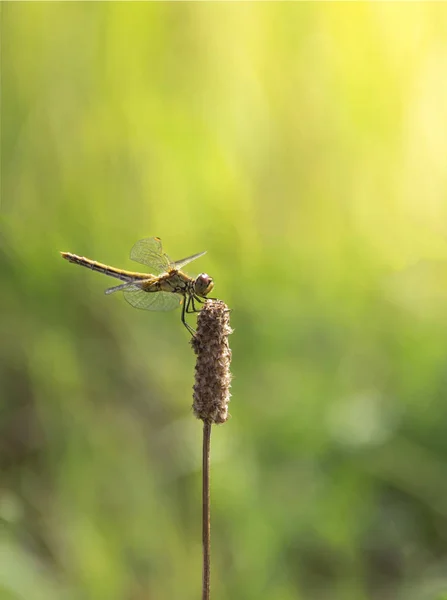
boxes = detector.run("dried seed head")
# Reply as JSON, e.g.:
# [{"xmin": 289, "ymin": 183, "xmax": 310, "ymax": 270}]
[{"xmin": 191, "ymin": 300, "xmax": 233, "ymax": 424}]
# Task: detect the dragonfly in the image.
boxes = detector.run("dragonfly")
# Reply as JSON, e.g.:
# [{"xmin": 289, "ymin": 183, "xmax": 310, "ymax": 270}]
[{"xmin": 61, "ymin": 237, "xmax": 214, "ymax": 334}]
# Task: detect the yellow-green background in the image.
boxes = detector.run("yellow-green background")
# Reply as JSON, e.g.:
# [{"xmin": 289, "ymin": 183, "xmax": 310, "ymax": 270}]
[{"xmin": 3, "ymin": 3, "xmax": 447, "ymax": 600}]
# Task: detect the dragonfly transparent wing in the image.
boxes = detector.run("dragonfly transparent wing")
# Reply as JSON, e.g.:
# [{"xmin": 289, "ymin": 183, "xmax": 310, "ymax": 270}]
[
  {"xmin": 104, "ymin": 280, "xmax": 146, "ymax": 295},
  {"xmin": 171, "ymin": 250, "xmax": 207, "ymax": 271},
  {"xmin": 130, "ymin": 237, "xmax": 172, "ymax": 274},
  {"xmin": 123, "ymin": 286, "xmax": 182, "ymax": 311}
]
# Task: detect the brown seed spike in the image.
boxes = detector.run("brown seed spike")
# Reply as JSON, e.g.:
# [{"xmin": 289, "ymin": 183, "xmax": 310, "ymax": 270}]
[{"xmin": 191, "ymin": 300, "xmax": 233, "ymax": 424}]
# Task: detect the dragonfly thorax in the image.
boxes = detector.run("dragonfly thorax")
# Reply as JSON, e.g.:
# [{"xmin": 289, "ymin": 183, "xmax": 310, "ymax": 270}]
[{"xmin": 194, "ymin": 273, "xmax": 214, "ymax": 297}]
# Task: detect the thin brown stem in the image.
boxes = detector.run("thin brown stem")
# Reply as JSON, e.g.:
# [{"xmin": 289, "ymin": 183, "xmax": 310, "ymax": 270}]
[{"xmin": 202, "ymin": 420, "xmax": 212, "ymax": 600}]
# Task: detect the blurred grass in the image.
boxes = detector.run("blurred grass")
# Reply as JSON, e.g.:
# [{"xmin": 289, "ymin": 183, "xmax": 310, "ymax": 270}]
[{"xmin": 3, "ymin": 3, "xmax": 447, "ymax": 599}]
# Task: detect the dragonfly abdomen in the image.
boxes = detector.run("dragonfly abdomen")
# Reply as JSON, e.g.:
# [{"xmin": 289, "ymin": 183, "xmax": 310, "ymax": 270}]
[{"xmin": 60, "ymin": 252, "xmax": 148, "ymax": 283}]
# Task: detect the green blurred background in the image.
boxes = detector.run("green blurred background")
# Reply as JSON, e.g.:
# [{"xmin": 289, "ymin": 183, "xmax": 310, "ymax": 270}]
[{"xmin": 3, "ymin": 3, "xmax": 447, "ymax": 599}]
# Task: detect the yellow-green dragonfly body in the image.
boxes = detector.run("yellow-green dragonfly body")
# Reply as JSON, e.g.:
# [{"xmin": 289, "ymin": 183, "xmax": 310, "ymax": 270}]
[{"xmin": 61, "ymin": 237, "xmax": 214, "ymax": 334}]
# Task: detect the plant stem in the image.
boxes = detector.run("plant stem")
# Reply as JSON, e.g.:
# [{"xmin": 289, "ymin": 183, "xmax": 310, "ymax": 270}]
[{"xmin": 202, "ymin": 420, "xmax": 212, "ymax": 600}]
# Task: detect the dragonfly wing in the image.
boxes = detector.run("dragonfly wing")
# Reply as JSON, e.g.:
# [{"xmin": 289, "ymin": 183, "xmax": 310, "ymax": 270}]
[
  {"xmin": 123, "ymin": 288, "xmax": 181, "ymax": 312},
  {"xmin": 105, "ymin": 281, "xmax": 138, "ymax": 295},
  {"xmin": 130, "ymin": 237, "xmax": 172, "ymax": 273},
  {"xmin": 172, "ymin": 250, "xmax": 207, "ymax": 270},
  {"xmin": 104, "ymin": 278, "xmax": 154, "ymax": 295}
]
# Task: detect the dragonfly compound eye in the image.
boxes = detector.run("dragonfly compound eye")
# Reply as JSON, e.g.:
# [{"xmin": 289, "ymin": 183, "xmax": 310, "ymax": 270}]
[{"xmin": 195, "ymin": 273, "xmax": 214, "ymax": 297}]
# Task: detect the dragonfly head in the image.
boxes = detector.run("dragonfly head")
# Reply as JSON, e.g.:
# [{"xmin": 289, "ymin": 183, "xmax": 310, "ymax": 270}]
[{"xmin": 194, "ymin": 273, "xmax": 214, "ymax": 297}]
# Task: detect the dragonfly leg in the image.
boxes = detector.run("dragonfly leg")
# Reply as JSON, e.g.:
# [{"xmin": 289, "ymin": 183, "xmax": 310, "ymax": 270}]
[
  {"xmin": 187, "ymin": 295, "xmax": 216, "ymax": 315},
  {"xmin": 185, "ymin": 293, "xmax": 209, "ymax": 314},
  {"xmin": 181, "ymin": 295, "xmax": 196, "ymax": 335},
  {"xmin": 187, "ymin": 296, "xmax": 198, "ymax": 314},
  {"xmin": 190, "ymin": 295, "xmax": 207, "ymax": 313},
  {"xmin": 186, "ymin": 293, "xmax": 198, "ymax": 314}
]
